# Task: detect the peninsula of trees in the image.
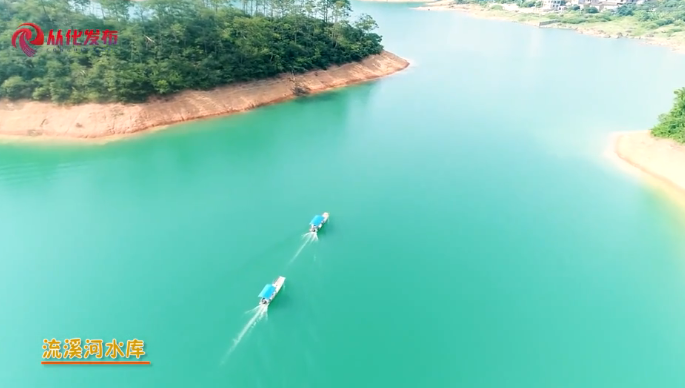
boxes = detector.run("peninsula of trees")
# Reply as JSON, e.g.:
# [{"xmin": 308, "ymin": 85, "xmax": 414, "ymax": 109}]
[
  {"xmin": 652, "ymin": 87, "xmax": 685, "ymax": 143},
  {"xmin": 0, "ymin": 0, "xmax": 386, "ymax": 104}
]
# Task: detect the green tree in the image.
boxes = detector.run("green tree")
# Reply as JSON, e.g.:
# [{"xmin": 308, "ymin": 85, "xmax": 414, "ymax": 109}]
[
  {"xmin": 652, "ymin": 88, "xmax": 685, "ymax": 143},
  {"xmin": 0, "ymin": 0, "xmax": 384, "ymax": 103},
  {"xmin": 616, "ymin": 4, "xmax": 635, "ymax": 16},
  {"xmin": 0, "ymin": 75, "xmax": 32, "ymax": 99}
]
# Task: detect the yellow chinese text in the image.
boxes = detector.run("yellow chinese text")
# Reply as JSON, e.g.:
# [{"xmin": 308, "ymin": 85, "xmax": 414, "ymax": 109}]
[
  {"xmin": 42, "ymin": 338, "xmax": 62, "ymax": 359},
  {"xmin": 125, "ymin": 339, "xmax": 145, "ymax": 359},
  {"xmin": 83, "ymin": 339, "xmax": 103, "ymax": 358},
  {"xmin": 63, "ymin": 338, "xmax": 83, "ymax": 359},
  {"xmin": 105, "ymin": 339, "xmax": 125, "ymax": 359}
]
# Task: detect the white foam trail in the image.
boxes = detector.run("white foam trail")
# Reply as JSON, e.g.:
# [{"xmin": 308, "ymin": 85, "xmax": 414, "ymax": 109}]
[
  {"xmin": 244, "ymin": 306, "xmax": 260, "ymax": 314},
  {"xmin": 288, "ymin": 232, "xmax": 317, "ymax": 265},
  {"xmin": 220, "ymin": 304, "xmax": 268, "ymax": 364}
]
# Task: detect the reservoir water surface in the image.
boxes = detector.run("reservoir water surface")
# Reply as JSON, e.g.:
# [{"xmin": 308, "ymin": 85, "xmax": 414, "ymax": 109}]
[{"xmin": 2, "ymin": 3, "xmax": 685, "ymax": 387}]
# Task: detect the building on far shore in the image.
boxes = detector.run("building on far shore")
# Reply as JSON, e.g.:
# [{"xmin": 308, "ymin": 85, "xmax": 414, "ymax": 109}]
[
  {"xmin": 566, "ymin": 0, "xmax": 596, "ymax": 7},
  {"xmin": 531, "ymin": 0, "xmax": 647, "ymax": 12},
  {"xmin": 598, "ymin": 0, "xmax": 638, "ymax": 10},
  {"xmin": 597, "ymin": 1, "xmax": 620, "ymax": 10},
  {"xmin": 541, "ymin": 0, "xmax": 564, "ymax": 11},
  {"xmin": 548, "ymin": 0, "xmax": 647, "ymax": 11}
]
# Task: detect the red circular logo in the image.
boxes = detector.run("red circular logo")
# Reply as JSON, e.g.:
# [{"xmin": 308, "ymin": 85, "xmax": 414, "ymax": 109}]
[{"xmin": 12, "ymin": 23, "xmax": 45, "ymax": 57}]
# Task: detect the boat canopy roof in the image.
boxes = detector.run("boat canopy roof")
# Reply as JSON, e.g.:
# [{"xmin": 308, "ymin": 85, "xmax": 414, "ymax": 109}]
[
  {"xmin": 258, "ymin": 284, "xmax": 276, "ymax": 299},
  {"xmin": 310, "ymin": 215, "xmax": 324, "ymax": 225}
]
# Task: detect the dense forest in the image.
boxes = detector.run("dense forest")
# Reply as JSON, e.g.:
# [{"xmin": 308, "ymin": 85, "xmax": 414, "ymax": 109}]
[
  {"xmin": 652, "ymin": 88, "xmax": 685, "ymax": 143},
  {"xmin": 0, "ymin": 0, "xmax": 384, "ymax": 103}
]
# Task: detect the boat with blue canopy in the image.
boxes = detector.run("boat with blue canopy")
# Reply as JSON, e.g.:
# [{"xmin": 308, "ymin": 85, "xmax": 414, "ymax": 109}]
[
  {"xmin": 259, "ymin": 276, "xmax": 285, "ymax": 305},
  {"xmin": 309, "ymin": 212, "xmax": 329, "ymax": 233}
]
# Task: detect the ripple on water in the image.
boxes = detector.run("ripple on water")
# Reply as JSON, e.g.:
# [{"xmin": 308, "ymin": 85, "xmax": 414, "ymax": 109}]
[{"xmin": 0, "ymin": 160, "xmax": 93, "ymax": 187}]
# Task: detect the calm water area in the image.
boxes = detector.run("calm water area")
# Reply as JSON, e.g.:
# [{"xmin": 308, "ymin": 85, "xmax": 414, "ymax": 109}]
[{"xmin": 2, "ymin": 2, "xmax": 685, "ymax": 387}]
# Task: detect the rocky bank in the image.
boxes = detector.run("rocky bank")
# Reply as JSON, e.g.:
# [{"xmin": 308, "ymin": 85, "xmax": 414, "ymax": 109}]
[{"xmin": 0, "ymin": 51, "xmax": 409, "ymax": 140}]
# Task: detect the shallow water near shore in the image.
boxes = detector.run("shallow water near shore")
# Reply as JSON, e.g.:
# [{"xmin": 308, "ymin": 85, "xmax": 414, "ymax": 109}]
[{"xmin": 3, "ymin": 2, "xmax": 685, "ymax": 387}]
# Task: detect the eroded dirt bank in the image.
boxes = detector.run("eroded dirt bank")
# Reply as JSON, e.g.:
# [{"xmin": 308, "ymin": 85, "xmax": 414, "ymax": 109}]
[{"xmin": 0, "ymin": 51, "xmax": 409, "ymax": 140}]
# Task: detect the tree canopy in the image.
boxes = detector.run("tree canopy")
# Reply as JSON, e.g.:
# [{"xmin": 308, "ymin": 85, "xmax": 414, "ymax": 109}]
[
  {"xmin": 0, "ymin": 0, "xmax": 384, "ymax": 104},
  {"xmin": 652, "ymin": 88, "xmax": 685, "ymax": 143}
]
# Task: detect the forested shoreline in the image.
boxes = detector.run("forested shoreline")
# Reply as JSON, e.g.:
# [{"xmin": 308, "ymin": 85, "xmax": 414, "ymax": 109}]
[
  {"xmin": 456, "ymin": 0, "xmax": 685, "ymax": 27},
  {"xmin": 652, "ymin": 88, "xmax": 685, "ymax": 143},
  {"xmin": 0, "ymin": 0, "xmax": 384, "ymax": 104}
]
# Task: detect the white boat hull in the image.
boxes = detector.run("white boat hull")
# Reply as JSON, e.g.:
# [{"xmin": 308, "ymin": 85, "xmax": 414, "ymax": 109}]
[
  {"xmin": 262, "ymin": 276, "xmax": 286, "ymax": 305},
  {"xmin": 273, "ymin": 276, "xmax": 285, "ymax": 294}
]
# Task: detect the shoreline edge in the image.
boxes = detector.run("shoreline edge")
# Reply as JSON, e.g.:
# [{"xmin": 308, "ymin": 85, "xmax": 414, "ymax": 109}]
[
  {"xmin": 614, "ymin": 131, "xmax": 685, "ymax": 197},
  {"xmin": 0, "ymin": 51, "xmax": 409, "ymax": 142},
  {"xmin": 413, "ymin": 2, "xmax": 685, "ymax": 54}
]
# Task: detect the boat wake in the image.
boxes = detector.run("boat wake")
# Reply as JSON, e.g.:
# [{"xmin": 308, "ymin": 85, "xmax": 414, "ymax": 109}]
[
  {"xmin": 288, "ymin": 232, "xmax": 317, "ymax": 265},
  {"xmin": 220, "ymin": 304, "xmax": 268, "ymax": 364}
]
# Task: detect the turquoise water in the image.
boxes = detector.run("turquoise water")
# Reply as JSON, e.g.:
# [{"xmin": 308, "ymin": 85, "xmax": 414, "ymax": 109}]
[{"xmin": 3, "ymin": 3, "xmax": 685, "ymax": 387}]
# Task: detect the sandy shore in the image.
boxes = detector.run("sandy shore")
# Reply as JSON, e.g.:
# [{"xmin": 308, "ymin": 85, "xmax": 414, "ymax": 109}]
[
  {"xmin": 414, "ymin": 2, "xmax": 685, "ymax": 53},
  {"xmin": 0, "ymin": 51, "xmax": 409, "ymax": 141},
  {"xmin": 614, "ymin": 131, "xmax": 685, "ymax": 196}
]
